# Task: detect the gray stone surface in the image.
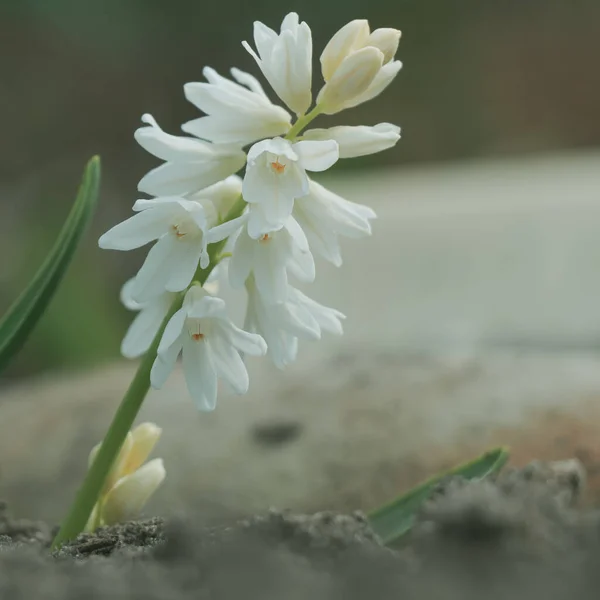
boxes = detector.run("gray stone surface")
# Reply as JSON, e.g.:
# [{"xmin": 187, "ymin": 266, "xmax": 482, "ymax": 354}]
[{"xmin": 2, "ymin": 150, "xmax": 600, "ymax": 522}]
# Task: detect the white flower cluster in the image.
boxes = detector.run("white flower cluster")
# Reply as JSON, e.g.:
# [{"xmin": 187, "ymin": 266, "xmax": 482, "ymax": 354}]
[{"xmin": 99, "ymin": 14, "xmax": 402, "ymax": 410}]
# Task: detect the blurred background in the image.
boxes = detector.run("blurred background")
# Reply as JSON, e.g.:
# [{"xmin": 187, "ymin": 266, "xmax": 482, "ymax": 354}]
[{"xmin": 1, "ymin": 0, "xmax": 599, "ymax": 380}]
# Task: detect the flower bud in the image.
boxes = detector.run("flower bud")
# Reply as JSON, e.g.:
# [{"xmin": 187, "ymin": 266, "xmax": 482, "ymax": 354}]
[
  {"xmin": 122, "ymin": 422, "xmax": 162, "ymax": 474},
  {"xmin": 317, "ymin": 47, "xmax": 384, "ymax": 115},
  {"xmin": 367, "ymin": 28, "xmax": 401, "ymax": 64},
  {"xmin": 101, "ymin": 458, "xmax": 166, "ymax": 525},
  {"xmin": 303, "ymin": 123, "xmax": 401, "ymax": 158},
  {"xmin": 320, "ymin": 19, "xmax": 370, "ymax": 81}
]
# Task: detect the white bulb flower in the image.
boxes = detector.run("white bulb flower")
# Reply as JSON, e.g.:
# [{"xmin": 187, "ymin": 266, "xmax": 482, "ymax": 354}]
[
  {"xmin": 151, "ymin": 286, "xmax": 267, "ymax": 411},
  {"xmin": 99, "ymin": 197, "xmax": 220, "ymax": 302},
  {"xmin": 243, "ymin": 137, "xmax": 339, "ymax": 237},
  {"xmin": 86, "ymin": 422, "xmax": 165, "ymax": 530},
  {"xmin": 293, "ymin": 180, "xmax": 377, "ymax": 267},
  {"xmin": 134, "ymin": 114, "xmax": 246, "ymax": 196},
  {"xmin": 245, "ymin": 278, "xmax": 345, "ymax": 368},
  {"xmin": 318, "ymin": 19, "xmax": 402, "ymax": 114},
  {"xmin": 302, "ymin": 123, "xmax": 400, "ymax": 158},
  {"xmin": 211, "ymin": 213, "xmax": 315, "ymax": 304},
  {"xmin": 243, "ymin": 12, "xmax": 312, "ymax": 116},
  {"xmin": 183, "ymin": 67, "xmax": 292, "ymax": 146}
]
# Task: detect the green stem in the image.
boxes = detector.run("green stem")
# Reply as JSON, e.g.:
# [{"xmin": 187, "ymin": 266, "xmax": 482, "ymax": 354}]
[
  {"xmin": 285, "ymin": 105, "xmax": 322, "ymax": 141},
  {"xmin": 51, "ymin": 193, "xmax": 248, "ymax": 549},
  {"xmin": 51, "ymin": 293, "xmax": 182, "ymax": 548}
]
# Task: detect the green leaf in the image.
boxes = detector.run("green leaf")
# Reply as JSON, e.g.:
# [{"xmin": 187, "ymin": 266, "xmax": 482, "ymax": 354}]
[
  {"xmin": 367, "ymin": 447, "xmax": 509, "ymax": 545},
  {"xmin": 0, "ymin": 156, "xmax": 101, "ymax": 373}
]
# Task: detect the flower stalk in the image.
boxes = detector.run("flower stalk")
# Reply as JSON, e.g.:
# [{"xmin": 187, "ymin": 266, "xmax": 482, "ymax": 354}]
[
  {"xmin": 52, "ymin": 195, "xmax": 247, "ymax": 549},
  {"xmin": 285, "ymin": 105, "xmax": 322, "ymax": 141}
]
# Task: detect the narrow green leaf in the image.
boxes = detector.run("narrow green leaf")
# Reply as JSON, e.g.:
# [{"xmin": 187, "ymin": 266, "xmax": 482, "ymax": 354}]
[
  {"xmin": 0, "ymin": 157, "xmax": 101, "ymax": 373},
  {"xmin": 367, "ymin": 447, "xmax": 509, "ymax": 545}
]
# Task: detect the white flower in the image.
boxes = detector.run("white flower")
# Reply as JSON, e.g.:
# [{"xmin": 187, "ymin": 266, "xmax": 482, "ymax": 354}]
[
  {"xmin": 99, "ymin": 197, "xmax": 218, "ymax": 301},
  {"xmin": 302, "ymin": 123, "xmax": 400, "ymax": 158},
  {"xmin": 243, "ymin": 137, "xmax": 339, "ymax": 237},
  {"xmin": 183, "ymin": 68, "xmax": 292, "ymax": 146},
  {"xmin": 293, "ymin": 180, "xmax": 376, "ymax": 267},
  {"xmin": 120, "ymin": 279, "xmax": 176, "ymax": 359},
  {"xmin": 86, "ymin": 422, "xmax": 165, "ymax": 530},
  {"xmin": 245, "ymin": 278, "xmax": 345, "ymax": 368},
  {"xmin": 243, "ymin": 12, "xmax": 312, "ymax": 116},
  {"xmin": 318, "ymin": 19, "xmax": 402, "ymax": 114},
  {"xmin": 135, "ymin": 114, "xmax": 246, "ymax": 196},
  {"xmin": 150, "ymin": 287, "xmax": 267, "ymax": 411},
  {"xmin": 211, "ymin": 213, "xmax": 315, "ymax": 304}
]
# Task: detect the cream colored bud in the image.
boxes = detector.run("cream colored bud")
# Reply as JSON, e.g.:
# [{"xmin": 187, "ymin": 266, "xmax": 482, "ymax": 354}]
[
  {"xmin": 320, "ymin": 19, "xmax": 370, "ymax": 81},
  {"xmin": 101, "ymin": 458, "xmax": 166, "ymax": 525},
  {"xmin": 367, "ymin": 28, "xmax": 401, "ymax": 64},
  {"xmin": 122, "ymin": 422, "xmax": 162, "ymax": 475},
  {"xmin": 317, "ymin": 46, "xmax": 384, "ymax": 115}
]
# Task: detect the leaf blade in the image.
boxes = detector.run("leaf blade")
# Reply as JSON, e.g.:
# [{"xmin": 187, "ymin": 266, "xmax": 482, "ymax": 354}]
[
  {"xmin": 367, "ymin": 447, "xmax": 509, "ymax": 545},
  {"xmin": 0, "ymin": 156, "xmax": 101, "ymax": 373}
]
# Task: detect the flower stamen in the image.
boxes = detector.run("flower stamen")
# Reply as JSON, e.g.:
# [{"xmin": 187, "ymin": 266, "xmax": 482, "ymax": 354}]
[
  {"xmin": 270, "ymin": 159, "xmax": 286, "ymax": 174},
  {"xmin": 171, "ymin": 224, "xmax": 186, "ymax": 239},
  {"xmin": 259, "ymin": 234, "xmax": 271, "ymax": 243}
]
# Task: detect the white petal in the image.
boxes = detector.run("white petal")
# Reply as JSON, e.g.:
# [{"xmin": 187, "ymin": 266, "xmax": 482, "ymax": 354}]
[
  {"xmin": 293, "ymin": 139, "xmax": 339, "ymax": 172},
  {"xmin": 230, "ymin": 67, "xmax": 269, "ymax": 99},
  {"xmin": 254, "ymin": 235, "xmax": 289, "ymax": 302},
  {"xmin": 320, "ymin": 19, "xmax": 370, "ymax": 81},
  {"xmin": 164, "ymin": 239, "xmax": 204, "ymax": 293},
  {"xmin": 209, "ymin": 330, "xmax": 250, "ymax": 394},
  {"xmin": 101, "ymin": 459, "xmax": 166, "ymax": 525},
  {"xmin": 292, "ymin": 288, "xmax": 346, "ymax": 335},
  {"xmin": 219, "ymin": 320, "xmax": 267, "ymax": 356},
  {"xmin": 150, "ymin": 336, "xmax": 182, "ymax": 389},
  {"xmin": 157, "ymin": 308, "xmax": 187, "ymax": 354},
  {"xmin": 134, "ymin": 114, "xmax": 215, "ymax": 161},
  {"xmin": 185, "ymin": 292, "xmax": 227, "ymax": 320},
  {"xmin": 182, "ymin": 336, "xmax": 218, "ymax": 411},
  {"xmin": 98, "ymin": 209, "xmax": 168, "ymax": 251},
  {"xmin": 367, "ymin": 28, "xmax": 401, "ymax": 64},
  {"xmin": 130, "ymin": 236, "xmax": 177, "ymax": 301},
  {"xmin": 208, "ymin": 214, "xmax": 248, "ymax": 243},
  {"xmin": 138, "ymin": 154, "xmax": 246, "ymax": 197},
  {"xmin": 228, "ymin": 226, "xmax": 254, "ymax": 288},
  {"xmin": 120, "ymin": 278, "xmax": 142, "ymax": 311},
  {"xmin": 247, "ymin": 137, "xmax": 297, "ymax": 163},
  {"xmin": 302, "ymin": 123, "xmax": 400, "ymax": 158},
  {"xmin": 182, "ymin": 114, "xmax": 289, "ymax": 146},
  {"xmin": 121, "ymin": 296, "xmax": 172, "ymax": 359},
  {"xmin": 342, "ymin": 59, "xmax": 403, "ymax": 110}
]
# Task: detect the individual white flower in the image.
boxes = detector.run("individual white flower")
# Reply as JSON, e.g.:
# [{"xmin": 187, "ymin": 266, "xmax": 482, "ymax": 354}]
[
  {"xmin": 150, "ymin": 286, "xmax": 267, "ymax": 411},
  {"xmin": 293, "ymin": 180, "xmax": 376, "ymax": 267},
  {"xmin": 86, "ymin": 422, "xmax": 165, "ymax": 530},
  {"xmin": 135, "ymin": 114, "xmax": 246, "ymax": 196},
  {"xmin": 211, "ymin": 213, "xmax": 315, "ymax": 304},
  {"xmin": 243, "ymin": 12, "xmax": 312, "ymax": 116},
  {"xmin": 302, "ymin": 124, "xmax": 400, "ymax": 158},
  {"xmin": 183, "ymin": 67, "xmax": 292, "ymax": 146},
  {"xmin": 99, "ymin": 197, "xmax": 218, "ymax": 301},
  {"xmin": 245, "ymin": 278, "xmax": 345, "ymax": 368},
  {"xmin": 243, "ymin": 137, "xmax": 339, "ymax": 237},
  {"xmin": 120, "ymin": 279, "xmax": 176, "ymax": 359},
  {"xmin": 318, "ymin": 19, "xmax": 402, "ymax": 114}
]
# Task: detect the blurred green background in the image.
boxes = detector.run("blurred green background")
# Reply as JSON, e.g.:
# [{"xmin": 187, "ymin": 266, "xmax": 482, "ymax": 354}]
[{"xmin": 1, "ymin": 0, "xmax": 598, "ymax": 380}]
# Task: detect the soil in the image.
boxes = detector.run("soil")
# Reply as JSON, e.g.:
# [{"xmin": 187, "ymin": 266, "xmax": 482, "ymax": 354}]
[{"xmin": 1, "ymin": 460, "xmax": 600, "ymax": 599}]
